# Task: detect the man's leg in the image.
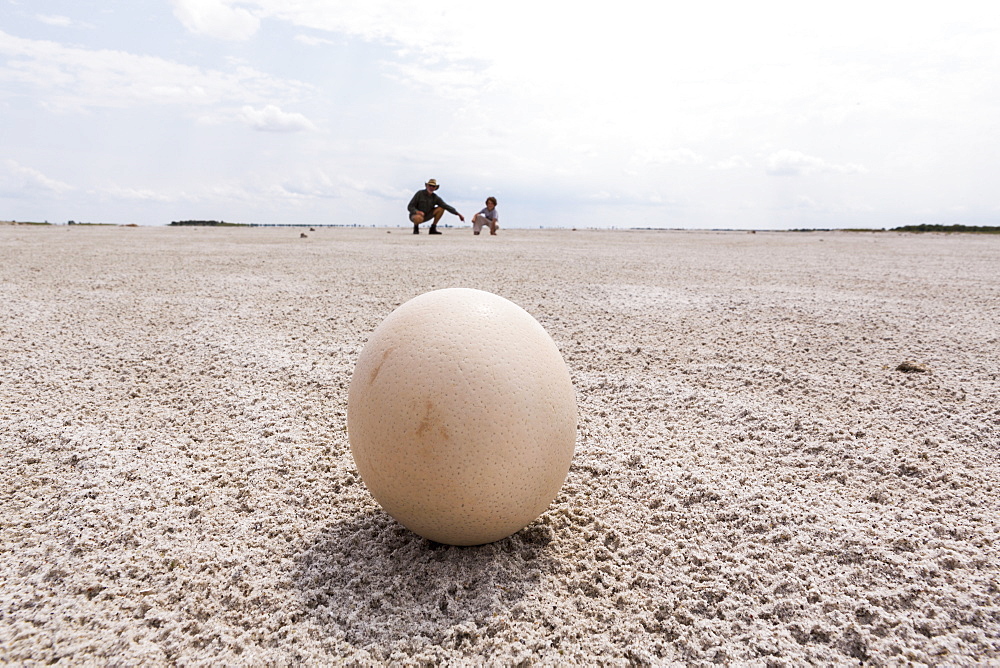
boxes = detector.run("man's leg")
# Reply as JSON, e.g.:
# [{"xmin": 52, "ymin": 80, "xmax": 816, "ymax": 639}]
[
  {"xmin": 410, "ymin": 212, "xmax": 425, "ymax": 234},
  {"xmin": 428, "ymin": 207, "xmax": 445, "ymax": 234}
]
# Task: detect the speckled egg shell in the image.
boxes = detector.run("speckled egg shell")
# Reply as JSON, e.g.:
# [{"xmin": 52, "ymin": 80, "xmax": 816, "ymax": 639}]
[{"xmin": 347, "ymin": 288, "xmax": 577, "ymax": 546}]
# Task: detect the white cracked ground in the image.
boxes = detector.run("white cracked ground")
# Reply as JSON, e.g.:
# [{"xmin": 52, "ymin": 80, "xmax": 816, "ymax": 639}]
[{"xmin": 1, "ymin": 225, "xmax": 998, "ymax": 665}]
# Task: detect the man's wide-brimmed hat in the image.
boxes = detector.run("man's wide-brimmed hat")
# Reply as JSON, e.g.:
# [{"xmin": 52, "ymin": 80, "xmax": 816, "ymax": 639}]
[{"xmin": 426, "ymin": 179, "xmax": 440, "ymax": 189}]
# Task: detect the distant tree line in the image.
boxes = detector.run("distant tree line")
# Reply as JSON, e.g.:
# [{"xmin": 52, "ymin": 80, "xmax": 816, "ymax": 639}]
[
  {"xmin": 791, "ymin": 224, "xmax": 1000, "ymax": 234},
  {"xmin": 891, "ymin": 224, "xmax": 1000, "ymax": 234},
  {"xmin": 169, "ymin": 220, "xmax": 247, "ymax": 226}
]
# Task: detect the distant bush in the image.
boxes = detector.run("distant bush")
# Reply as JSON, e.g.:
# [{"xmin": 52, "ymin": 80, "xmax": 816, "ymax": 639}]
[
  {"xmin": 892, "ymin": 224, "xmax": 1000, "ymax": 234},
  {"xmin": 169, "ymin": 220, "xmax": 247, "ymax": 226}
]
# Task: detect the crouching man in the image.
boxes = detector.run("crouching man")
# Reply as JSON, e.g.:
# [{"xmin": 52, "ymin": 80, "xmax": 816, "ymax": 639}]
[{"xmin": 408, "ymin": 179, "xmax": 464, "ymax": 235}]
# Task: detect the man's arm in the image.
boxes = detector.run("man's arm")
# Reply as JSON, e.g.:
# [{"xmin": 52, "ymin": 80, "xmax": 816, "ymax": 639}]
[
  {"xmin": 407, "ymin": 191, "xmax": 421, "ymax": 214},
  {"xmin": 433, "ymin": 194, "xmax": 459, "ymax": 216}
]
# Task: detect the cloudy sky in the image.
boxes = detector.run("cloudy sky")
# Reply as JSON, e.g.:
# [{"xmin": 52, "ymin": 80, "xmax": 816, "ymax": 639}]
[{"xmin": 2, "ymin": 1, "xmax": 999, "ymax": 229}]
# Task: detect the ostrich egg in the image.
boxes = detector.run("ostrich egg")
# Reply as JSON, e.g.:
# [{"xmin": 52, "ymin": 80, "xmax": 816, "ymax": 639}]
[{"xmin": 347, "ymin": 288, "xmax": 577, "ymax": 546}]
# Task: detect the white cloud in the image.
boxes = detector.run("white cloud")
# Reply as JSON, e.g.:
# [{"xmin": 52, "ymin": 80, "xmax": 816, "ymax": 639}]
[
  {"xmin": 36, "ymin": 15, "xmax": 72, "ymax": 27},
  {"xmin": 765, "ymin": 150, "xmax": 868, "ymax": 176},
  {"xmin": 0, "ymin": 159, "xmax": 75, "ymax": 196},
  {"xmin": 249, "ymin": 2, "xmax": 462, "ymax": 48},
  {"xmin": 0, "ymin": 30, "xmax": 311, "ymax": 111},
  {"xmin": 795, "ymin": 195, "xmax": 821, "ymax": 210},
  {"xmin": 171, "ymin": 0, "xmax": 261, "ymax": 41},
  {"xmin": 172, "ymin": 169, "xmax": 344, "ymax": 209},
  {"xmin": 633, "ymin": 148, "xmax": 704, "ymax": 166},
  {"xmin": 100, "ymin": 186, "xmax": 174, "ymax": 202},
  {"xmin": 294, "ymin": 34, "xmax": 335, "ymax": 47},
  {"xmin": 712, "ymin": 155, "xmax": 752, "ymax": 170},
  {"xmin": 346, "ymin": 180, "xmax": 410, "ymax": 202},
  {"xmin": 387, "ymin": 60, "xmax": 485, "ymax": 99},
  {"xmin": 239, "ymin": 105, "xmax": 317, "ymax": 132}
]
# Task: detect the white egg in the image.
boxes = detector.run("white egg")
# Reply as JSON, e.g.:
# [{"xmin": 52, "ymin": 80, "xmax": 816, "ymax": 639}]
[{"xmin": 347, "ymin": 288, "xmax": 577, "ymax": 546}]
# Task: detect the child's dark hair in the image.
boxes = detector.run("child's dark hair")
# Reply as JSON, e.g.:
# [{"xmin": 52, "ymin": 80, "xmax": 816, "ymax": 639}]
[{"xmin": 486, "ymin": 196, "xmax": 497, "ymax": 206}]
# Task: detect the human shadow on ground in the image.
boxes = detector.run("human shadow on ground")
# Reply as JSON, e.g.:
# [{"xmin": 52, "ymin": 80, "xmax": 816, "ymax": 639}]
[{"xmin": 291, "ymin": 508, "xmax": 558, "ymax": 648}]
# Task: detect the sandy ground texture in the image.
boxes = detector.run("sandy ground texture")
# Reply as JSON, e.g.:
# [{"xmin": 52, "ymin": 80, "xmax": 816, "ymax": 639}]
[{"xmin": 2, "ymin": 224, "xmax": 999, "ymax": 665}]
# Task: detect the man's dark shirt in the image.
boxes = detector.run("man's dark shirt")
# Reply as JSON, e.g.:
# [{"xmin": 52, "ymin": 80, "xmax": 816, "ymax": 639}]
[{"xmin": 408, "ymin": 189, "xmax": 458, "ymax": 217}]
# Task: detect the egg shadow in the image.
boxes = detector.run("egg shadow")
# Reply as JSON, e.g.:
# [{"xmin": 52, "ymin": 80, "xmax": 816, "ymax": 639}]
[{"xmin": 291, "ymin": 508, "xmax": 557, "ymax": 648}]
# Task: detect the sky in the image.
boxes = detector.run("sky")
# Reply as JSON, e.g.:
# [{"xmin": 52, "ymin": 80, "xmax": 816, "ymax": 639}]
[{"xmin": 2, "ymin": 1, "xmax": 999, "ymax": 229}]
